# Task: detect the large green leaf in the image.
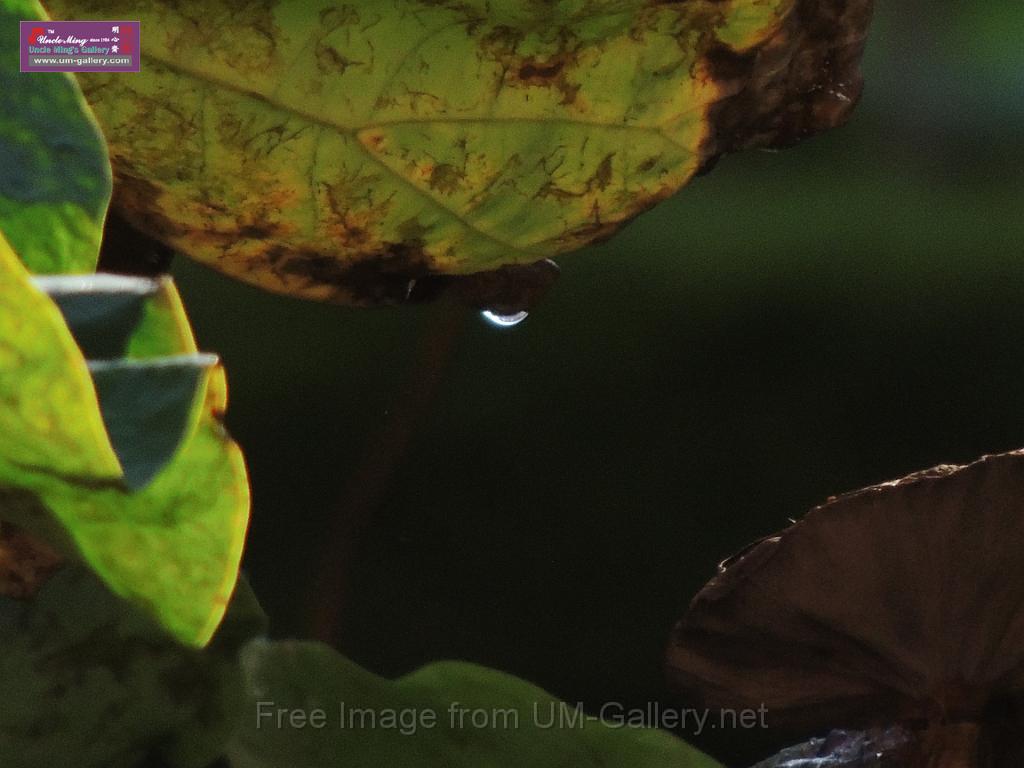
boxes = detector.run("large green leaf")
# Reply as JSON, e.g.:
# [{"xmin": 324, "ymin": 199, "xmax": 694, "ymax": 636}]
[
  {"xmin": 0, "ymin": 233, "xmax": 250, "ymax": 646},
  {"xmin": 0, "ymin": 562, "xmax": 266, "ymax": 768},
  {"xmin": 47, "ymin": 0, "xmax": 873, "ymax": 302},
  {"xmin": 0, "ymin": 0, "xmax": 112, "ymax": 272},
  {"xmin": 227, "ymin": 639, "xmax": 723, "ymax": 768}
]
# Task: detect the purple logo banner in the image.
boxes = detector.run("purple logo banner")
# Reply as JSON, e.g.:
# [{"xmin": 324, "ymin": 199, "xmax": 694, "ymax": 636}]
[{"xmin": 20, "ymin": 20, "xmax": 140, "ymax": 73}]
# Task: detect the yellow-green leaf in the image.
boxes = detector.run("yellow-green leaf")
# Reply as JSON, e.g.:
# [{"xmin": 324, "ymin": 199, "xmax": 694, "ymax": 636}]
[
  {"xmin": 0, "ymin": 234, "xmax": 121, "ymax": 479},
  {"xmin": 47, "ymin": 0, "xmax": 873, "ymax": 302}
]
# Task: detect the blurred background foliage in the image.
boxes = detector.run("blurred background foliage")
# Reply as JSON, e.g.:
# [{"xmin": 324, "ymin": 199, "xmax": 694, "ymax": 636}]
[{"xmin": 170, "ymin": 1, "xmax": 1024, "ymax": 763}]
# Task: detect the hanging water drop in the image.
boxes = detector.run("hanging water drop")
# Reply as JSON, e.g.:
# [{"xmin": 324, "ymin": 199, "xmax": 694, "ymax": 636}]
[{"xmin": 481, "ymin": 309, "xmax": 529, "ymax": 328}]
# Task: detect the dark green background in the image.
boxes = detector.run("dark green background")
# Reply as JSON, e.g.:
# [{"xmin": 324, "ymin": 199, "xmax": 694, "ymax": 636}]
[{"xmin": 173, "ymin": 2, "xmax": 1024, "ymax": 764}]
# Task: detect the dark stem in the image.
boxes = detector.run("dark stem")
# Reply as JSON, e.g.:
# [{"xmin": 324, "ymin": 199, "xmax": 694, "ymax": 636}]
[{"xmin": 307, "ymin": 302, "xmax": 466, "ymax": 644}]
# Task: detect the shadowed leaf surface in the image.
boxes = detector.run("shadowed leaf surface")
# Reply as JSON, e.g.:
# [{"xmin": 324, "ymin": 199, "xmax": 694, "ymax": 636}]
[
  {"xmin": 0, "ymin": 523, "xmax": 63, "ymax": 599},
  {"xmin": 0, "ymin": 564, "xmax": 265, "ymax": 768},
  {"xmin": 88, "ymin": 355, "xmax": 217, "ymax": 489},
  {"xmin": 34, "ymin": 273, "xmax": 160, "ymax": 359},
  {"xmin": 228, "ymin": 639, "xmax": 723, "ymax": 768},
  {"xmin": 48, "ymin": 0, "xmax": 873, "ymax": 302},
  {"xmin": 667, "ymin": 450, "xmax": 1024, "ymax": 739}
]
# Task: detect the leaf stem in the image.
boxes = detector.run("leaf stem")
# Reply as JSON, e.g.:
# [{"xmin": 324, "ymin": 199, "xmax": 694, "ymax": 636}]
[{"xmin": 307, "ymin": 301, "xmax": 466, "ymax": 644}]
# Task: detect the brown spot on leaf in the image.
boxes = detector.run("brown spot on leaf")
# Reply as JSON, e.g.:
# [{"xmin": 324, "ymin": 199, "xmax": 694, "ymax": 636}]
[
  {"xmin": 268, "ymin": 238, "xmax": 561, "ymax": 312},
  {"xmin": 264, "ymin": 245, "xmax": 287, "ymax": 266},
  {"xmin": 427, "ymin": 163, "xmax": 466, "ymax": 195},
  {"xmin": 478, "ymin": 25, "xmax": 583, "ymax": 106},
  {"xmin": 450, "ymin": 258, "xmax": 560, "ymax": 315},
  {"xmin": 535, "ymin": 153, "xmax": 616, "ymax": 201},
  {"xmin": 593, "ymin": 154, "xmax": 613, "ymax": 190},
  {"xmin": 699, "ymin": 0, "xmax": 875, "ymax": 161},
  {"xmin": 315, "ymin": 43, "xmax": 364, "ymax": 75},
  {"xmin": 637, "ymin": 156, "xmax": 661, "ymax": 173},
  {"xmin": 517, "ymin": 59, "xmax": 564, "ymax": 81},
  {"xmin": 554, "ymin": 181, "xmax": 674, "ymax": 250},
  {"xmin": 362, "ymin": 131, "xmax": 386, "ymax": 150},
  {"xmin": 110, "ymin": 168, "xmax": 189, "ymax": 245},
  {"xmin": 513, "ymin": 52, "xmax": 582, "ymax": 105},
  {"xmin": 277, "ymin": 240, "xmax": 432, "ymax": 304},
  {"xmin": 0, "ymin": 520, "xmax": 64, "ymax": 599},
  {"xmin": 235, "ymin": 222, "xmax": 279, "ymax": 240}
]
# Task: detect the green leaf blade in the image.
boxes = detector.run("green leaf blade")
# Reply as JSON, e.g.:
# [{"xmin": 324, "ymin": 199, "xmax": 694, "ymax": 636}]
[
  {"xmin": 34, "ymin": 388, "xmax": 251, "ymax": 646},
  {"xmin": 0, "ymin": 0, "xmax": 112, "ymax": 273},
  {"xmin": 229, "ymin": 639, "xmax": 723, "ymax": 768},
  {"xmin": 1, "ymin": 235, "xmax": 250, "ymax": 647}
]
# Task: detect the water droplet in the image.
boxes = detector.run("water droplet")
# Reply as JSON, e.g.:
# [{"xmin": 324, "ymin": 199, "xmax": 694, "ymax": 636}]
[{"xmin": 481, "ymin": 309, "xmax": 528, "ymax": 328}]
